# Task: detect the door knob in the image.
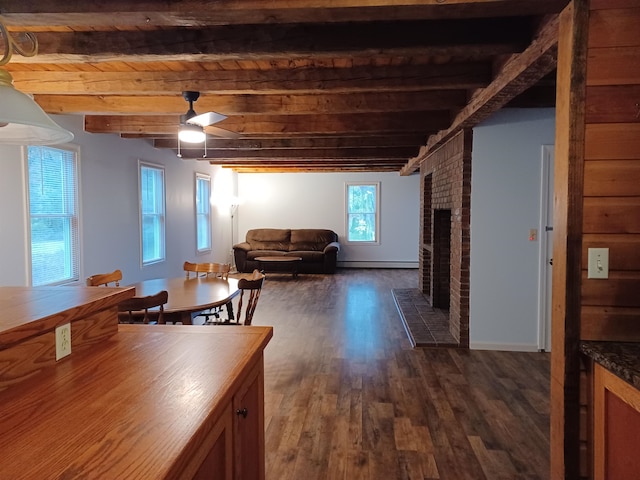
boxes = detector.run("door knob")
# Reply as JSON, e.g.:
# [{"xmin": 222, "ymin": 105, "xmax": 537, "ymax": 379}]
[{"xmin": 236, "ymin": 408, "xmax": 248, "ymax": 418}]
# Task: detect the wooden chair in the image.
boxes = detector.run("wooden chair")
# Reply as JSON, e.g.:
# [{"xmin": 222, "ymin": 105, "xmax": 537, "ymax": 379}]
[
  {"xmin": 183, "ymin": 261, "xmax": 230, "ymax": 279},
  {"xmin": 86, "ymin": 269, "xmax": 123, "ymax": 287},
  {"xmin": 184, "ymin": 261, "xmax": 232, "ymax": 322},
  {"xmin": 207, "ymin": 269, "xmax": 265, "ymax": 326},
  {"xmin": 236, "ymin": 269, "xmax": 266, "ymax": 326},
  {"xmin": 118, "ymin": 290, "xmax": 169, "ymax": 324}
]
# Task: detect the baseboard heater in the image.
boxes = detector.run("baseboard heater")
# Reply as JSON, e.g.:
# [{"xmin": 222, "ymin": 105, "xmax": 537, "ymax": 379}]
[{"xmin": 337, "ymin": 261, "xmax": 418, "ymax": 269}]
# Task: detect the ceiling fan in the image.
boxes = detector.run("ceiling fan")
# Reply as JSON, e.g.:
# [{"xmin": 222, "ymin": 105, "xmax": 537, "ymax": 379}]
[
  {"xmin": 178, "ymin": 90, "xmax": 226, "ymax": 144},
  {"xmin": 176, "ymin": 90, "xmax": 240, "ymax": 158}
]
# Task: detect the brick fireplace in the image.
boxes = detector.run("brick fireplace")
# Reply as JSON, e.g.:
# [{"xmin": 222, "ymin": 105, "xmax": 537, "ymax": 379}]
[{"xmin": 419, "ymin": 129, "xmax": 472, "ymax": 347}]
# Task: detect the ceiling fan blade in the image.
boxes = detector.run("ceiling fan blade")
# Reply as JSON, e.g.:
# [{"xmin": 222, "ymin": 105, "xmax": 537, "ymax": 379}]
[
  {"xmin": 204, "ymin": 125, "xmax": 241, "ymax": 139},
  {"xmin": 187, "ymin": 111, "xmax": 227, "ymax": 127}
]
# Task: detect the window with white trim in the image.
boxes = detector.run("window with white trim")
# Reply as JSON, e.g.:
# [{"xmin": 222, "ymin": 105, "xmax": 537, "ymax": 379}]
[
  {"xmin": 195, "ymin": 173, "xmax": 211, "ymax": 253},
  {"xmin": 346, "ymin": 182, "xmax": 380, "ymax": 244},
  {"xmin": 139, "ymin": 162, "xmax": 166, "ymax": 265},
  {"xmin": 27, "ymin": 145, "xmax": 80, "ymax": 286}
]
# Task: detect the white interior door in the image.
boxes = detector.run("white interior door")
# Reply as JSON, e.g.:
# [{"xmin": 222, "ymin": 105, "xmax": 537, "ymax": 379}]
[{"xmin": 538, "ymin": 145, "xmax": 554, "ymax": 351}]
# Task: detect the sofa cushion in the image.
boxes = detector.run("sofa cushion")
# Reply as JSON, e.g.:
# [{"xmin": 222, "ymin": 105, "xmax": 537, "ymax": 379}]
[
  {"xmin": 289, "ymin": 229, "xmax": 337, "ymax": 252},
  {"xmin": 247, "ymin": 250, "xmax": 290, "ymax": 260},
  {"xmin": 246, "ymin": 228, "xmax": 291, "ymax": 251},
  {"xmin": 290, "ymin": 251, "xmax": 325, "ymax": 262}
]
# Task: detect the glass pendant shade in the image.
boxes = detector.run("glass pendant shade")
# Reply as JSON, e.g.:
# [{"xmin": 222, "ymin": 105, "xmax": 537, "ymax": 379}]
[
  {"xmin": 178, "ymin": 123, "xmax": 206, "ymax": 143},
  {"xmin": 0, "ymin": 70, "xmax": 74, "ymax": 145}
]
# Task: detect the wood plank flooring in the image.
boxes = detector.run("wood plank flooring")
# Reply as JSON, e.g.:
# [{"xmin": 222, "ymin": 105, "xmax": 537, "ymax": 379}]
[{"xmin": 249, "ymin": 268, "xmax": 550, "ymax": 480}]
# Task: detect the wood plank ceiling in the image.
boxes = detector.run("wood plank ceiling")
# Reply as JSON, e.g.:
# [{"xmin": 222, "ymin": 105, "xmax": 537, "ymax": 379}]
[{"xmin": 1, "ymin": 1, "xmax": 568, "ymax": 173}]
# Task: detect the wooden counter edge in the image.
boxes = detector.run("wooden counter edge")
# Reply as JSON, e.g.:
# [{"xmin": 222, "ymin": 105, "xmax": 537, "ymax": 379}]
[
  {"xmin": 119, "ymin": 324, "xmax": 273, "ymax": 480},
  {"xmin": 0, "ymin": 286, "xmax": 135, "ymax": 348},
  {"xmin": 0, "ymin": 286, "xmax": 135, "ymax": 391}
]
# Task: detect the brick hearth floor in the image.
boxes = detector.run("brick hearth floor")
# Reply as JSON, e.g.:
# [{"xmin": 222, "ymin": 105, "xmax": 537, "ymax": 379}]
[{"xmin": 392, "ymin": 288, "xmax": 458, "ymax": 347}]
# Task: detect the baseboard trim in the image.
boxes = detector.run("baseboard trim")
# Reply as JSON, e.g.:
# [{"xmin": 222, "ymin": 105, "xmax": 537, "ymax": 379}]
[
  {"xmin": 469, "ymin": 341, "xmax": 541, "ymax": 352},
  {"xmin": 337, "ymin": 261, "xmax": 418, "ymax": 269}
]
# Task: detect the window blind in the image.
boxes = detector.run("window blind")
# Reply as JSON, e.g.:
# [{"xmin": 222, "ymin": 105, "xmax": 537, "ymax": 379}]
[{"xmin": 28, "ymin": 146, "xmax": 79, "ymax": 286}]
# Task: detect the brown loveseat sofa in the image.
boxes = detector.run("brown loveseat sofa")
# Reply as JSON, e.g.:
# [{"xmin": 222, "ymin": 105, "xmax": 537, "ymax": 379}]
[{"xmin": 233, "ymin": 228, "xmax": 340, "ymax": 274}]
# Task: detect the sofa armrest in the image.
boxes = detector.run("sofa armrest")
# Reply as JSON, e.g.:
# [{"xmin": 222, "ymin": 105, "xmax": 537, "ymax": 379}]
[
  {"xmin": 323, "ymin": 241, "xmax": 340, "ymax": 254},
  {"xmin": 233, "ymin": 242, "xmax": 252, "ymax": 273},
  {"xmin": 233, "ymin": 242, "xmax": 252, "ymax": 252},
  {"xmin": 322, "ymin": 242, "xmax": 340, "ymax": 273}
]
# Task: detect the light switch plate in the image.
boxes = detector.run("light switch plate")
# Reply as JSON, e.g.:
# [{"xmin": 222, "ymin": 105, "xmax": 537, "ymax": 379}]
[{"xmin": 587, "ymin": 248, "xmax": 609, "ymax": 279}]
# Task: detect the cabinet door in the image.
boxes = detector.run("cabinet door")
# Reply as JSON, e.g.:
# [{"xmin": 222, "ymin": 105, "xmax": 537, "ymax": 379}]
[
  {"xmin": 193, "ymin": 405, "xmax": 233, "ymax": 480},
  {"xmin": 594, "ymin": 364, "xmax": 640, "ymax": 479},
  {"xmin": 233, "ymin": 358, "xmax": 265, "ymax": 480}
]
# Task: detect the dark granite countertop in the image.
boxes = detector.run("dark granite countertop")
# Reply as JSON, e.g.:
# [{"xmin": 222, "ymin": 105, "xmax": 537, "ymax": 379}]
[{"xmin": 580, "ymin": 341, "xmax": 640, "ymax": 390}]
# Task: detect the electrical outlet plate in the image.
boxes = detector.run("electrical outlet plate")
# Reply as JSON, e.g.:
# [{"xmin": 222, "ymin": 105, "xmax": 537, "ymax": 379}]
[{"xmin": 55, "ymin": 323, "xmax": 72, "ymax": 360}]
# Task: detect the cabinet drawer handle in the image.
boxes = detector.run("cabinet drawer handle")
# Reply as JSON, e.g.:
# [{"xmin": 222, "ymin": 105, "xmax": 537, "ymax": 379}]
[{"xmin": 236, "ymin": 408, "xmax": 248, "ymax": 418}]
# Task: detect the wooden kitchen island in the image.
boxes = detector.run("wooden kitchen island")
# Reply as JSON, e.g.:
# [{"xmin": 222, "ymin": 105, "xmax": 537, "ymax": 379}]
[{"xmin": 0, "ymin": 286, "xmax": 273, "ymax": 479}]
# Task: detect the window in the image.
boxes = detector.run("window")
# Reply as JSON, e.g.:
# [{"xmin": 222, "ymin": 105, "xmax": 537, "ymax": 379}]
[
  {"xmin": 195, "ymin": 173, "xmax": 212, "ymax": 253},
  {"xmin": 346, "ymin": 182, "xmax": 380, "ymax": 244},
  {"xmin": 139, "ymin": 162, "xmax": 165, "ymax": 265},
  {"xmin": 27, "ymin": 146, "xmax": 80, "ymax": 286}
]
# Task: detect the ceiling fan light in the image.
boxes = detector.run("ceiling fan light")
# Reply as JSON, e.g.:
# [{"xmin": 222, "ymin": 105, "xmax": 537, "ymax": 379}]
[
  {"xmin": 178, "ymin": 123, "xmax": 206, "ymax": 143},
  {"xmin": 0, "ymin": 70, "xmax": 74, "ymax": 145}
]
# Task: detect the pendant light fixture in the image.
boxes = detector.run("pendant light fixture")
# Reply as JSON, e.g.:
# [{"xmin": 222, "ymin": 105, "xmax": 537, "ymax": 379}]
[{"xmin": 0, "ymin": 17, "xmax": 74, "ymax": 145}]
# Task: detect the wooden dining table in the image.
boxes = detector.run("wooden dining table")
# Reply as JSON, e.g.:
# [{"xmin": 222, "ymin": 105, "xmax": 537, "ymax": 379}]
[{"xmin": 130, "ymin": 276, "xmax": 240, "ymax": 325}]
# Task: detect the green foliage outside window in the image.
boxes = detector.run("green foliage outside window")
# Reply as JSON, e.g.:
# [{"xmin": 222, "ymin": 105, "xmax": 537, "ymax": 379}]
[
  {"xmin": 28, "ymin": 146, "xmax": 79, "ymax": 286},
  {"xmin": 347, "ymin": 184, "xmax": 378, "ymax": 242},
  {"xmin": 140, "ymin": 164, "xmax": 165, "ymax": 264}
]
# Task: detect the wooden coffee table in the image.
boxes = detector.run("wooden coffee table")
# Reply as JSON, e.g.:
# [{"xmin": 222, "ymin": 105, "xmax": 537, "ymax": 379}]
[{"xmin": 255, "ymin": 256, "xmax": 302, "ymax": 278}]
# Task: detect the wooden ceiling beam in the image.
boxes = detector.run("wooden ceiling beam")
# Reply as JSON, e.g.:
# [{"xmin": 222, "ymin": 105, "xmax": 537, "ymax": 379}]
[
  {"xmin": 12, "ymin": 64, "xmax": 491, "ymax": 95},
  {"xmin": 34, "ymin": 91, "xmax": 468, "ymax": 116},
  {"xmin": 10, "ymin": 19, "xmax": 530, "ymax": 63},
  {"xmin": 228, "ymin": 168, "xmax": 401, "ymax": 172},
  {"xmin": 171, "ymin": 147, "xmax": 418, "ymax": 159},
  {"xmin": 0, "ymin": 1, "xmax": 568, "ymax": 174},
  {"xmin": 85, "ymin": 111, "xmax": 451, "ymax": 135},
  {"xmin": 401, "ymin": 13, "xmax": 560, "ymax": 175},
  {"xmin": 204, "ymin": 159, "xmax": 408, "ymax": 167},
  {"xmin": 153, "ymin": 135, "xmax": 427, "ymax": 150},
  {"xmin": 2, "ymin": 1, "xmax": 569, "ymax": 28}
]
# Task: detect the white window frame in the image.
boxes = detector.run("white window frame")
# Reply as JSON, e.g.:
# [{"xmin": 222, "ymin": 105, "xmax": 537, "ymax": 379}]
[
  {"xmin": 345, "ymin": 182, "xmax": 380, "ymax": 245},
  {"xmin": 26, "ymin": 144, "xmax": 81, "ymax": 286},
  {"xmin": 195, "ymin": 172, "xmax": 212, "ymax": 254},
  {"xmin": 139, "ymin": 161, "xmax": 166, "ymax": 266}
]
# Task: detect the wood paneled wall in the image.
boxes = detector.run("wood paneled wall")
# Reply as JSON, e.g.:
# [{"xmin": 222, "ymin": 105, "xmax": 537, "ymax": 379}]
[
  {"xmin": 552, "ymin": 0, "xmax": 640, "ymax": 478},
  {"xmin": 581, "ymin": 0, "xmax": 640, "ymax": 341},
  {"xmin": 580, "ymin": 4, "xmax": 640, "ymax": 475}
]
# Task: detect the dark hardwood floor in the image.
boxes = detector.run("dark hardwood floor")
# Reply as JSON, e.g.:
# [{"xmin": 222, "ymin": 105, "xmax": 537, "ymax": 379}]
[{"xmin": 249, "ymin": 268, "xmax": 550, "ymax": 480}]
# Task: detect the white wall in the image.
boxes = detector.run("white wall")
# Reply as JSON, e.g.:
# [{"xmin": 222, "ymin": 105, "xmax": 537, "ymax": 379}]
[
  {"xmin": 0, "ymin": 115, "xmax": 420, "ymax": 287},
  {"xmin": 0, "ymin": 145, "xmax": 30, "ymax": 285},
  {"xmin": 470, "ymin": 108, "xmax": 555, "ymax": 351},
  {"xmin": 0, "ymin": 115, "xmax": 231, "ymax": 287},
  {"xmin": 237, "ymin": 172, "xmax": 420, "ymax": 266}
]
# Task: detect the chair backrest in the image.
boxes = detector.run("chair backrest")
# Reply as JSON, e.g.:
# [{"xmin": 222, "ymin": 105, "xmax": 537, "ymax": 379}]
[
  {"xmin": 118, "ymin": 290, "xmax": 169, "ymax": 324},
  {"xmin": 86, "ymin": 269, "xmax": 123, "ymax": 287},
  {"xmin": 235, "ymin": 269, "xmax": 265, "ymax": 326},
  {"xmin": 183, "ymin": 261, "xmax": 231, "ymax": 280}
]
